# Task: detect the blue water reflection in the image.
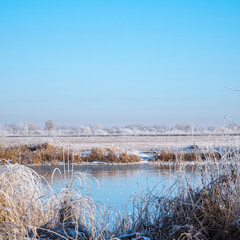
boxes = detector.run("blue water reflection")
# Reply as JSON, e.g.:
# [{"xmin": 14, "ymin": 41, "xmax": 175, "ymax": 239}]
[{"xmin": 31, "ymin": 163, "xmax": 201, "ymax": 210}]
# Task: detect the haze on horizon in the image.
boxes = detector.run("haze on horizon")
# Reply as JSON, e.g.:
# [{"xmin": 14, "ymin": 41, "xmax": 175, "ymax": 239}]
[{"xmin": 0, "ymin": 0, "xmax": 240, "ymax": 127}]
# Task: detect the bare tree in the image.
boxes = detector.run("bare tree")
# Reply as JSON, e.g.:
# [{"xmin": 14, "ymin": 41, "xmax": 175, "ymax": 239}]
[
  {"xmin": 45, "ymin": 120, "xmax": 55, "ymax": 131},
  {"xmin": 224, "ymin": 86, "xmax": 240, "ymax": 92}
]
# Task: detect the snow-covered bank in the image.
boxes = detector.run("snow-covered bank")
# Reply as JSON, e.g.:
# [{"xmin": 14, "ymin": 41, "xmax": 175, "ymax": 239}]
[
  {"xmin": 2, "ymin": 134, "xmax": 240, "ymax": 151},
  {"xmin": 1, "ymin": 138, "xmax": 239, "ymax": 166}
]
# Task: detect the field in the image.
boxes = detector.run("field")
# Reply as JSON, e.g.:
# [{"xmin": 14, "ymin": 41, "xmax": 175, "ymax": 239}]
[
  {"xmin": 0, "ymin": 135, "xmax": 238, "ymax": 165},
  {"xmin": 1, "ymin": 135, "xmax": 239, "ymax": 152}
]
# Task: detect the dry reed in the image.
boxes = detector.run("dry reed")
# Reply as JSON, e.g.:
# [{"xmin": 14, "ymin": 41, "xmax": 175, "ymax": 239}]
[
  {"xmin": 0, "ymin": 144, "xmax": 140, "ymax": 165},
  {"xmin": 110, "ymin": 158, "xmax": 240, "ymax": 240},
  {"xmin": 0, "ymin": 162, "xmax": 104, "ymax": 239}
]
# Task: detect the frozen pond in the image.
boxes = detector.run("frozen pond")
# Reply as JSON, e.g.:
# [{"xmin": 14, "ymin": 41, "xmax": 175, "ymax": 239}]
[{"xmin": 31, "ymin": 163, "xmax": 202, "ymax": 210}]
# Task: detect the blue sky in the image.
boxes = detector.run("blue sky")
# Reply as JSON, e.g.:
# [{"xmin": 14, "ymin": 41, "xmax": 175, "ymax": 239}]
[{"xmin": 0, "ymin": 0, "xmax": 240, "ymax": 126}]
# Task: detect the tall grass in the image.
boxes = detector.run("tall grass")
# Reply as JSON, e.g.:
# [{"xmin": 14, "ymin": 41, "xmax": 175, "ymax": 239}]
[
  {"xmin": 0, "ymin": 163, "xmax": 48, "ymax": 239},
  {"xmin": 109, "ymin": 157, "xmax": 240, "ymax": 240},
  {"xmin": 0, "ymin": 162, "xmax": 104, "ymax": 239},
  {"xmin": 86, "ymin": 148, "xmax": 140, "ymax": 163},
  {"xmin": 154, "ymin": 150, "xmax": 222, "ymax": 162},
  {"xmin": 0, "ymin": 153, "xmax": 239, "ymax": 239},
  {"xmin": 0, "ymin": 143, "xmax": 140, "ymax": 165}
]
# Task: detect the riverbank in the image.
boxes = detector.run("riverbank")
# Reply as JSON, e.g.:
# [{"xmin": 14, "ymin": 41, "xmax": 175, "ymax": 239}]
[
  {"xmin": 0, "ymin": 143, "xmax": 141, "ymax": 165},
  {"xmin": 0, "ymin": 141, "xmax": 238, "ymax": 166}
]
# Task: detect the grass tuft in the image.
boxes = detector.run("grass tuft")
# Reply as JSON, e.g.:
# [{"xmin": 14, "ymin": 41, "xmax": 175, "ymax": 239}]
[{"xmin": 0, "ymin": 162, "xmax": 103, "ymax": 239}]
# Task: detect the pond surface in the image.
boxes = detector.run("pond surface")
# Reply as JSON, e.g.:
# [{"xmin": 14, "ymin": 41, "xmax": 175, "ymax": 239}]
[{"xmin": 31, "ymin": 163, "xmax": 201, "ymax": 210}]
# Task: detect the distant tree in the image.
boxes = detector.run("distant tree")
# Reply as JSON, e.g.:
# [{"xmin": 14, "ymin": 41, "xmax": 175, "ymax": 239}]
[
  {"xmin": 4, "ymin": 124, "xmax": 19, "ymax": 134},
  {"xmin": 83, "ymin": 126, "xmax": 91, "ymax": 135},
  {"xmin": 23, "ymin": 122, "xmax": 40, "ymax": 132},
  {"xmin": 208, "ymin": 126, "xmax": 216, "ymax": 132},
  {"xmin": 225, "ymin": 87, "xmax": 240, "ymax": 92},
  {"xmin": 184, "ymin": 124, "xmax": 193, "ymax": 133},
  {"xmin": 154, "ymin": 124, "xmax": 168, "ymax": 132},
  {"xmin": 45, "ymin": 120, "xmax": 55, "ymax": 131},
  {"xmin": 172, "ymin": 124, "xmax": 185, "ymax": 131},
  {"xmin": 228, "ymin": 122, "xmax": 240, "ymax": 132}
]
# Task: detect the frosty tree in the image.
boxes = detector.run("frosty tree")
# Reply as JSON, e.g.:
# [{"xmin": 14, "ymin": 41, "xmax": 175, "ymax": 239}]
[{"xmin": 45, "ymin": 120, "xmax": 55, "ymax": 131}]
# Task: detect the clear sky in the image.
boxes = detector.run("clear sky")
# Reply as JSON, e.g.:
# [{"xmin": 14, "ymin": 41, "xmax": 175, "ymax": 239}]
[{"xmin": 0, "ymin": 0, "xmax": 239, "ymax": 127}]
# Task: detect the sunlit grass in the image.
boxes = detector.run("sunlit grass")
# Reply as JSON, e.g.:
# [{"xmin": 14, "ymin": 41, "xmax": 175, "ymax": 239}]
[
  {"xmin": 0, "ymin": 143, "xmax": 141, "ymax": 165},
  {"xmin": 0, "ymin": 163, "xmax": 103, "ymax": 239}
]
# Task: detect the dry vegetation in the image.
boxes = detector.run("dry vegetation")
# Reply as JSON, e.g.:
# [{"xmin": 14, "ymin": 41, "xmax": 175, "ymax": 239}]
[
  {"xmin": 0, "ymin": 163, "xmax": 102, "ymax": 239},
  {"xmin": 0, "ymin": 143, "xmax": 140, "ymax": 165},
  {"xmin": 86, "ymin": 147, "xmax": 140, "ymax": 163},
  {"xmin": 111, "ymin": 162, "xmax": 240, "ymax": 240},
  {"xmin": 154, "ymin": 150, "xmax": 222, "ymax": 162},
  {"xmin": 0, "ymin": 159, "xmax": 239, "ymax": 239},
  {"xmin": 0, "ymin": 156, "xmax": 239, "ymax": 239},
  {"xmin": 0, "ymin": 142, "xmax": 233, "ymax": 165},
  {"xmin": 0, "ymin": 142, "xmax": 64, "ymax": 165}
]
